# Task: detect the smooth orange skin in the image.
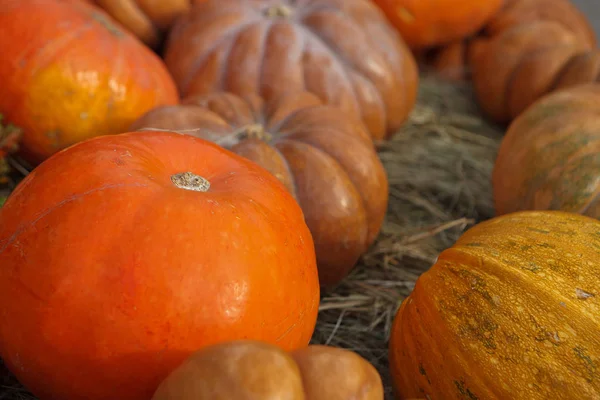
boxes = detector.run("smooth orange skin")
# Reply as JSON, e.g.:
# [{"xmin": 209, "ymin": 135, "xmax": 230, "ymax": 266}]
[
  {"xmin": 0, "ymin": 131, "xmax": 320, "ymax": 400},
  {"xmin": 372, "ymin": 0, "xmax": 503, "ymax": 49},
  {"xmin": 0, "ymin": 0, "xmax": 179, "ymax": 165},
  {"xmin": 390, "ymin": 211, "xmax": 600, "ymax": 399}
]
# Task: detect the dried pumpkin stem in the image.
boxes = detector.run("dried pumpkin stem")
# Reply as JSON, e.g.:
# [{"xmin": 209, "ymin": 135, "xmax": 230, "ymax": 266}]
[
  {"xmin": 171, "ymin": 172, "xmax": 210, "ymax": 192},
  {"xmin": 264, "ymin": 4, "xmax": 293, "ymax": 18},
  {"xmin": 215, "ymin": 123, "xmax": 273, "ymax": 147}
]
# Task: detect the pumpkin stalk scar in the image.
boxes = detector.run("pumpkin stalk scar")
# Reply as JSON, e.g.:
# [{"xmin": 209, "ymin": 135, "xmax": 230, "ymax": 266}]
[
  {"xmin": 264, "ymin": 4, "xmax": 293, "ymax": 19},
  {"xmin": 171, "ymin": 172, "xmax": 210, "ymax": 192},
  {"xmin": 216, "ymin": 124, "xmax": 273, "ymax": 148}
]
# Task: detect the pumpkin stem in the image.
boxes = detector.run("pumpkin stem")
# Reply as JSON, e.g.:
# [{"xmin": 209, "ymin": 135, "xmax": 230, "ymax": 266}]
[
  {"xmin": 171, "ymin": 172, "xmax": 211, "ymax": 192},
  {"xmin": 215, "ymin": 124, "xmax": 273, "ymax": 147},
  {"xmin": 264, "ymin": 4, "xmax": 293, "ymax": 18}
]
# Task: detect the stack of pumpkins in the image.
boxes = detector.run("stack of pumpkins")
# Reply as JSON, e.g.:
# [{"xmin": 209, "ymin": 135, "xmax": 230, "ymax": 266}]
[{"xmin": 0, "ymin": 0, "xmax": 598, "ymax": 399}]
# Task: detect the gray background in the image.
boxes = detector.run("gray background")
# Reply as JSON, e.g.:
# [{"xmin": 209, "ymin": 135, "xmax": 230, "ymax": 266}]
[{"xmin": 573, "ymin": 0, "xmax": 599, "ymax": 36}]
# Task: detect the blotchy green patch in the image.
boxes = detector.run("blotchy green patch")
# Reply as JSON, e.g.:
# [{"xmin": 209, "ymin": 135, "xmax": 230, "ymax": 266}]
[{"xmin": 573, "ymin": 346, "xmax": 597, "ymax": 383}]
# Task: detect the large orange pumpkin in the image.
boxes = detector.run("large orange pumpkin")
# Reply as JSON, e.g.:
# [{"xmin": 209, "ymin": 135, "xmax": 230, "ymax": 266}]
[
  {"xmin": 130, "ymin": 91, "xmax": 389, "ymax": 286},
  {"xmin": 371, "ymin": 0, "xmax": 503, "ymax": 49},
  {"xmin": 0, "ymin": 0, "xmax": 179, "ymax": 165},
  {"xmin": 152, "ymin": 340, "xmax": 384, "ymax": 399},
  {"xmin": 92, "ymin": 0, "xmax": 203, "ymax": 48},
  {"xmin": 493, "ymin": 84, "xmax": 600, "ymax": 217},
  {"xmin": 0, "ymin": 131, "xmax": 320, "ymax": 400},
  {"xmin": 389, "ymin": 210, "xmax": 600, "ymax": 399},
  {"xmin": 470, "ymin": 0, "xmax": 597, "ymax": 123},
  {"xmin": 163, "ymin": 0, "xmax": 418, "ymax": 140}
]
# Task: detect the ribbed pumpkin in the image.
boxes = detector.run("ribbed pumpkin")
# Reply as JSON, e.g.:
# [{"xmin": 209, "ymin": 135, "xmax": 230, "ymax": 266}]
[
  {"xmin": 162, "ymin": 0, "xmax": 419, "ymax": 140},
  {"xmin": 131, "ymin": 91, "xmax": 389, "ymax": 286},
  {"xmin": 0, "ymin": 0, "xmax": 179, "ymax": 165},
  {"xmin": 493, "ymin": 84, "xmax": 600, "ymax": 217},
  {"xmin": 371, "ymin": 0, "xmax": 503, "ymax": 49},
  {"xmin": 389, "ymin": 210, "xmax": 600, "ymax": 399},
  {"xmin": 470, "ymin": 0, "xmax": 597, "ymax": 123},
  {"xmin": 92, "ymin": 0, "xmax": 201, "ymax": 48},
  {"xmin": 152, "ymin": 340, "xmax": 384, "ymax": 400}
]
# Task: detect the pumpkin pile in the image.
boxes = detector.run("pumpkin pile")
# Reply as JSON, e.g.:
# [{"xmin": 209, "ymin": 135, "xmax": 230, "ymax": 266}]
[{"xmin": 0, "ymin": 0, "xmax": 598, "ymax": 399}]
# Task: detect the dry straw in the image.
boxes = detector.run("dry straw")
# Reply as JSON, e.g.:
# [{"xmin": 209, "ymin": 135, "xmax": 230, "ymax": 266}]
[{"xmin": 0, "ymin": 74, "xmax": 503, "ymax": 399}]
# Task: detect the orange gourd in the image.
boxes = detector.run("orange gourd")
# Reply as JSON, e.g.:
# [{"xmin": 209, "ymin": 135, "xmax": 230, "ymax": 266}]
[
  {"xmin": 493, "ymin": 84, "xmax": 600, "ymax": 217},
  {"xmin": 389, "ymin": 210, "xmax": 600, "ymax": 399},
  {"xmin": 92, "ymin": 0, "xmax": 203, "ymax": 48},
  {"xmin": 152, "ymin": 340, "xmax": 384, "ymax": 400},
  {"xmin": 0, "ymin": 0, "xmax": 179, "ymax": 165},
  {"xmin": 0, "ymin": 130, "xmax": 319, "ymax": 400},
  {"xmin": 163, "ymin": 0, "xmax": 418, "ymax": 140},
  {"xmin": 130, "ymin": 91, "xmax": 389, "ymax": 286},
  {"xmin": 470, "ymin": 0, "xmax": 597, "ymax": 123},
  {"xmin": 371, "ymin": 0, "xmax": 503, "ymax": 49}
]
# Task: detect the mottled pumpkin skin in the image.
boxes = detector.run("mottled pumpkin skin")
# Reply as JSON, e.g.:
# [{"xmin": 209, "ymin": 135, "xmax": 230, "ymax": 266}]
[
  {"xmin": 131, "ymin": 91, "xmax": 388, "ymax": 286},
  {"xmin": 470, "ymin": 0, "xmax": 597, "ymax": 124},
  {"xmin": 371, "ymin": 0, "xmax": 503, "ymax": 49},
  {"xmin": 0, "ymin": 131, "xmax": 319, "ymax": 400},
  {"xmin": 152, "ymin": 341, "xmax": 384, "ymax": 400},
  {"xmin": 93, "ymin": 0, "xmax": 202, "ymax": 48},
  {"xmin": 493, "ymin": 85, "xmax": 600, "ymax": 217},
  {"xmin": 389, "ymin": 211, "xmax": 600, "ymax": 400},
  {"xmin": 0, "ymin": 0, "xmax": 179, "ymax": 165},
  {"xmin": 163, "ymin": 0, "xmax": 418, "ymax": 140}
]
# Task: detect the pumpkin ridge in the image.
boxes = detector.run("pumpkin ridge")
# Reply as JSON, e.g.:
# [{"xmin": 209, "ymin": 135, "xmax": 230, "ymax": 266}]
[
  {"xmin": 295, "ymin": 23, "xmax": 362, "ymax": 110},
  {"xmin": 444, "ymin": 244, "xmax": 598, "ymax": 325},
  {"xmin": 503, "ymin": 42, "xmax": 572, "ymax": 121},
  {"xmin": 0, "ymin": 182, "xmax": 150, "ymax": 257},
  {"xmin": 26, "ymin": 21, "xmax": 96, "ymax": 78},
  {"xmin": 178, "ymin": 19, "xmax": 261, "ymax": 95},
  {"xmin": 394, "ymin": 271, "xmax": 502, "ymax": 399}
]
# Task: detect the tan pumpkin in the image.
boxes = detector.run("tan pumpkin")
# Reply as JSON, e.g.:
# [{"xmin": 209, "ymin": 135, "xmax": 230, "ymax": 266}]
[
  {"xmin": 493, "ymin": 84, "xmax": 600, "ymax": 217},
  {"xmin": 130, "ymin": 91, "xmax": 389, "ymax": 286},
  {"xmin": 152, "ymin": 340, "xmax": 384, "ymax": 400},
  {"xmin": 93, "ymin": 0, "xmax": 201, "ymax": 48},
  {"xmin": 389, "ymin": 210, "xmax": 600, "ymax": 399},
  {"xmin": 162, "ymin": 0, "xmax": 419, "ymax": 140},
  {"xmin": 469, "ymin": 0, "xmax": 597, "ymax": 123}
]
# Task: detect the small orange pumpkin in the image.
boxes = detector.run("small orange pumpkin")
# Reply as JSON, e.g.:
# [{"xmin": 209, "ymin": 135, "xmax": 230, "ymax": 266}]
[
  {"xmin": 152, "ymin": 340, "xmax": 384, "ymax": 400},
  {"xmin": 371, "ymin": 0, "xmax": 503, "ymax": 49},
  {"xmin": 0, "ymin": 0, "xmax": 179, "ymax": 165},
  {"xmin": 389, "ymin": 210, "xmax": 600, "ymax": 399}
]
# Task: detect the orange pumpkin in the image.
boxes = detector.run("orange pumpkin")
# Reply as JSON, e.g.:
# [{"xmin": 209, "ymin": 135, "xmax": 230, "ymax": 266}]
[
  {"xmin": 152, "ymin": 340, "xmax": 384, "ymax": 400},
  {"xmin": 470, "ymin": 0, "xmax": 597, "ymax": 123},
  {"xmin": 493, "ymin": 84, "xmax": 600, "ymax": 217},
  {"xmin": 0, "ymin": 0, "xmax": 179, "ymax": 165},
  {"xmin": 163, "ymin": 0, "xmax": 419, "ymax": 140},
  {"xmin": 92, "ymin": 0, "xmax": 202, "ymax": 48},
  {"xmin": 371, "ymin": 0, "xmax": 503, "ymax": 49},
  {"xmin": 0, "ymin": 130, "xmax": 319, "ymax": 400},
  {"xmin": 130, "ymin": 91, "xmax": 389, "ymax": 286},
  {"xmin": 389, "ymin": 210, "xmax": 600, "ymax": 399}
]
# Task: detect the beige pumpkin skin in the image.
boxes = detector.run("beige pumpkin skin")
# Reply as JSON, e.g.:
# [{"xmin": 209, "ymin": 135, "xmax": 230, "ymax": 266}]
[
  {"xmin": 389, "ymin": 210, "xmax": 600, "ymax": 400},
  {"xmin": 152, "ymin": 341, "xmax": 384, "ymax": 400},
  {"xmin": 163, "ymin": 0, "xmax": 419, "ymax": 140}
]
